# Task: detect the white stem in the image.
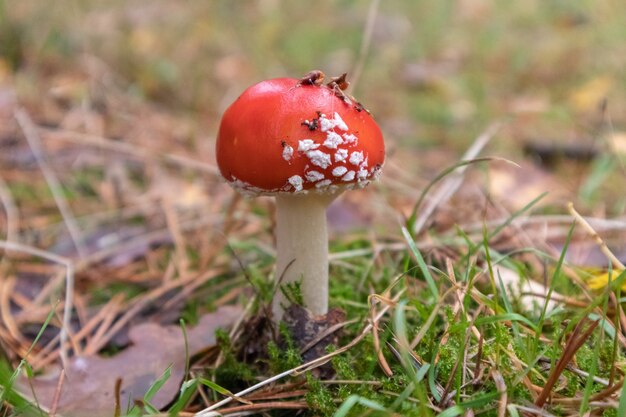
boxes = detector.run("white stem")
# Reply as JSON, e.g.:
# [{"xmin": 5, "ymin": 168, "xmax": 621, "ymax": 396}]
[{"xmin": 273, "ymin": 193, "xmax": 333, "ymax": 319}]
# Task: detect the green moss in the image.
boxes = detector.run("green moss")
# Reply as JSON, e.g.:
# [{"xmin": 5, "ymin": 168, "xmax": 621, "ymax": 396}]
[
  {"xmin": 281, "ymin": 281, "xmax": 304, "ymax": 307},
  {"xmin": 436, "ymin": 334, "xmax": 462, "ymax": 383},
  {"xmin": 331, "ymin": 349, "xmax": 358, "ymax": 381},
  {"xmin": 602, "ymin": 409, "xmax": 617, "ymax": 417},
  {"xmin": 213, "ymin": 329, "xmax": 254, "ymax": 390},
  {"xmin": 305, "ymin": 375, "xmax": 336, "ymax": 417},
  {"xmin": 563, "ymin": 373, "xmax": 580, "ymax": 397},
  {"xmin": 267, "ymin": 324, "xmax": 302, "ymax": 374},
  {"xmin": 576, "ymin": 343, "xmax": 595, "ymax": 373}
]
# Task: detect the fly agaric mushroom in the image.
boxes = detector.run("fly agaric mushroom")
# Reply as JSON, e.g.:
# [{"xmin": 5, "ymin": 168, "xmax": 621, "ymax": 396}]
[{"xmin": 216, "ymin": 71, "xmax": 384, "ymax": 319}]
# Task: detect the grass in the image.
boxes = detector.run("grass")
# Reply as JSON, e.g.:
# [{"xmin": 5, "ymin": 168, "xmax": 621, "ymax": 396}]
[{"xmin": 1, "ymin": 0, "xmax": 626, "ymax": 416}]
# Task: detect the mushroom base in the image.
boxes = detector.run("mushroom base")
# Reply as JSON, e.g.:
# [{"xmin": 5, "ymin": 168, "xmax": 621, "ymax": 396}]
[{"xmin": 273, "ymin": 193, "xmax": 334, "ymax": 320}]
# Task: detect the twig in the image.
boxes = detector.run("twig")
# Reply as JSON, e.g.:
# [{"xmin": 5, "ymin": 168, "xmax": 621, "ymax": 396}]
[
  {"xmin": 114, "ymin": 378, "xmax": 122, "ymax": 417},
  {"xmin": 161, "ymin": 186, "xmax": 190, "ymax": 279},
  {"xmin": 87, "ymin": 294, "xmax": 125, "ymax": 353},
  {"xmin": 0, "ymin": 240, "xmax": 74, "ymax": 369},
  {"xmin": 492, "ymin": 370, "xmax": 507, "ymax": 417},
  {"xmin": 549, "ymin": 378, "xmax": 624, "ymax": 405},
  {"xmin": 216, "ymin": 401, "xmax": 307, "ymax": 415},
  {"xmin": 568, "ymin": 203, "xmax": 626, "ymax": 340},
  {"xmin": 0, "ymin": 276, "xmax": 26, "ymax": 345},
  {"xmin": 48, "ymin": 369, "xmax": 66, "ymax": 417},
  {"xmin": 370, "ymin": 297, "xmax": 393, "ymax": 377},
  {"xmin": 535, "ymin": 319, "xmax": 599, "ymax": 407},
  {"xmin": 15, "ymin": 109, "xmax": 87, "ymax": 259},
  {"xmin": 84, "ymin": 267, "xmax": 223, "ymax": 354},
  {"xmin": 567, "ymin": 202, "xmax": 625, "ymax": 269},
  {"xmin": 0, "ymin": 175, "xmax": 19, "ymax": 266}
]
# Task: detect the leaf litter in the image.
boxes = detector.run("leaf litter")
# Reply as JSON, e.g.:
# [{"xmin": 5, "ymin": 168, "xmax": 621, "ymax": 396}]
[{"xmin": 17, "ymin": 306, "xmax": 241, "ymax": 417}]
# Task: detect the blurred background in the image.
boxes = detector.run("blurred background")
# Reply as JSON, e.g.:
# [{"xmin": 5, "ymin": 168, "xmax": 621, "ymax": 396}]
[
  {"xmin": 2, "ymin": 2, "xmax": 624, "ymax": 140},
  {"xmin": 2, "ymin": 0, "xmax": 625, "ymax": 208},
  {"xmin": 1, "ymin": 1, "xmax": 626, "ymax": 413}
]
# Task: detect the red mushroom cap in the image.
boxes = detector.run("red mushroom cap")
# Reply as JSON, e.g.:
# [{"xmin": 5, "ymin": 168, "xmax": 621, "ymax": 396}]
[{"xmin": 216, "ymin": 77, "xmax": 385, "ymax": 196}]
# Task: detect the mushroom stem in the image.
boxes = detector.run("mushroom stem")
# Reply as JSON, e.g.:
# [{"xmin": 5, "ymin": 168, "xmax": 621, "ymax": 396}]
[{"xmin": 273, "ymin": 193, "xmax": 334, "ymax": 319}]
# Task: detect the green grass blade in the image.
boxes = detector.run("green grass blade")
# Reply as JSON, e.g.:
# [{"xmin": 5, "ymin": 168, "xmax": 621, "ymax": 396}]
[
  {"xmin": 580, "ymin": 274, "xmax": 611, "ymax": 414},
  {"xmin": 438, "ymin": 406, "xmax": 464, "ymax": 417},
  {"xmin": 145, "ymin": 365, "xmax": 172, "ymax": 401},
  {"xmin": 402, "ymin": 226, "xmax": 439, "ymax": 299},
  {"xmin": 0, "ymin": 304, "xmax": 57, "ymax": 414},
  {"xmin": 450, "ymin": 313, "xmax": 538, "ymax": 333},
  {"xmin": 168, "ymin": 379, "xmax": 198, "ymax": 416},
  {"xmin": 536, "ymin": 222, "xmax": 575, "ymax": 340},
  {"xmin": 334, "ymin": 395, "xmax": 387, "ymax": 417},
  {"xmin": 485, "ymin": 193, "xmax": 547, "ymax": 244},
  {"xmin": 506, "ymin": 404, "xmax": 521, "ymax": 417},
  {"xmin": 198, "ymin": 377, "xmax": 236, "ymax": 397}
]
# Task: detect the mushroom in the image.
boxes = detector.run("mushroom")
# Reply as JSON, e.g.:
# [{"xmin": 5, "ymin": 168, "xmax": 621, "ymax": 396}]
[{"xmin": 216, "ymin": 71, "xmax": 385, "ymax": 319}]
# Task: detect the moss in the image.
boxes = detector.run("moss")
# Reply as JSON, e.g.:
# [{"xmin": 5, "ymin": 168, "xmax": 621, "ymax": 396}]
[
  {"xmin": 280, "ymin": 281, "xmax": 304, "ymax": 307},
  {"xmin": 267, "ymin": 323, "xmax": 302, "ymax": 374},
  {"xmin": 436, "ymin": 331, "xmax": 463, "ymax": 383},
  {"xmin": 305, "ymin": 374, "xmax": 336, "ymax": 417},
  {"xmin": 381, "ymin": 372, "xmax": 410, "ymax": 392},
  {"xmin": 576, "ymin": 343, "xmax": 595, "ymax": 373},
  {"xmin": 213, "ymin": 329, "xmax": 254, "ymax": 390},
  {"xmin": 562, "ymin": 373, "xmax": 580, "ymax": 397},
  {"xmin": 511, "ymin": 381, "xmax": 533, "ymax": 403},
  {"xmin": 331, "ymin": 349, "xmax": 358, "ymax": 381}
]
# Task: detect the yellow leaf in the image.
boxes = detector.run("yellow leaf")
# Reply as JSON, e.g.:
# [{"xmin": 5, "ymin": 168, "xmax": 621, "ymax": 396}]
[
  {"xmin": 568, "ymin": 76, "xmax": 613, "ymax": 113},
  {"xmin": 0, "ymin": 59, "xmax": 10, "ymax": 83},
  {"xmin": 130, "ymin": 28, "xmax": 158, "ymax": 55},
  {"xmin": 587, "ymin": 270, "xmax": 625, "ymax": 290}
]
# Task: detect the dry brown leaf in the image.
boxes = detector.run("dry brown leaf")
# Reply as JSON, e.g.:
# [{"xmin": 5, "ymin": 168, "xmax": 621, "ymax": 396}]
[
  {"xmin": 18, "ymin": 305, "xmax": 241, "ymax": 417},
  {"xmin": 486, "ymin": 160, "xmax": 569, "ymax": 210},
  {"xmin": 552, "ymin": 240, "xmax": 626, "ymax": 268}
]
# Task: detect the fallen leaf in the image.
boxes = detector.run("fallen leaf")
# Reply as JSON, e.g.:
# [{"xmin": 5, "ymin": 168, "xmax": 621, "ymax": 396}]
[
  {"xmin": 486, "ymin": 160, "xmax": 568, "ymax": 211},
  {"xmin": 552, "ymin": 240, "xmax": 626, "ymax": 268},
  {"xmin": 568, "ymin": 76, "xmax": 613, "ymax": 113},
  {"xmin": 587, "ymin": 270, "xmax": 625, "ymax": 291},
  {"xmin": 18, "ymin": 305, "xmax": 241, "ymax": 417}
]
